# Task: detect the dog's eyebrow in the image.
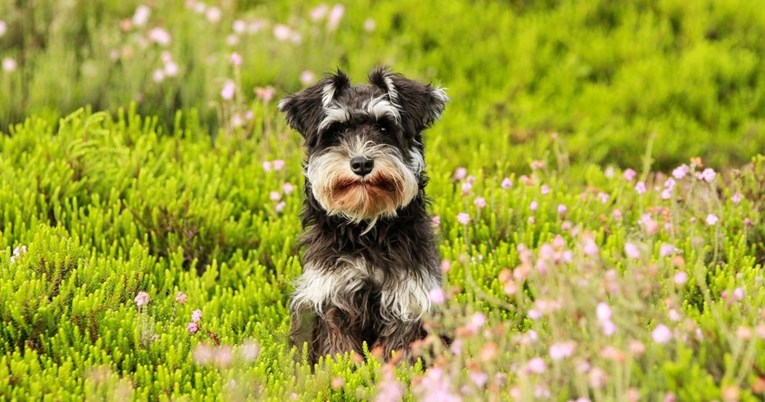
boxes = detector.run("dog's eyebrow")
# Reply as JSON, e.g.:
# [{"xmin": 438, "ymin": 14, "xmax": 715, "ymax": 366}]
[
  {"xmin": 365, "ymin": 96, "xmax": 401, "ymax": 123},
  {"xmin": 317, "ymin": 106, "xmax": 350, "ymax": 132}
]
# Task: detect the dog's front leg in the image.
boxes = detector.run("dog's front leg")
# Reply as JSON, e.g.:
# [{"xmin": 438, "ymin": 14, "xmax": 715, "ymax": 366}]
[
  {"xmin": 373, "ymin": 319, "xmax": 426, "ymax": 360},
  {"xmin": 309, "ymin": 305, "xmax": 366, "ymax": 365}
]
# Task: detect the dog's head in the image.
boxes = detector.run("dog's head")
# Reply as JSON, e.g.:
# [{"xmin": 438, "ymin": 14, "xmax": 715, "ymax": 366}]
[{"xmin": 279, "ymin": 67, "xmax": 448, "ymax": 224}]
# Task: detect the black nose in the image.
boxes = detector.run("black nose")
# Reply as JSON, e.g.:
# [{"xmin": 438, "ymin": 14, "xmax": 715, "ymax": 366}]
[{"xmin": 350, "ymin": 156, "xmax": 374, "ymax": 177}]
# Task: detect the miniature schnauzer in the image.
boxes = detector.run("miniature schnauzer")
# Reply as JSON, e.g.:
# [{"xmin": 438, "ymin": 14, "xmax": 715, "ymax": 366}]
[{"xmin": 279, "ymin": 67, "xmax": 448, "ymax": 365}]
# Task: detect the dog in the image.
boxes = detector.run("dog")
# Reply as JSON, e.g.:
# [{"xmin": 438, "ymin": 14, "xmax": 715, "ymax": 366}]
[{"xmin": 278, "ymin": 67, "xmax": 448, "ymax": 365}]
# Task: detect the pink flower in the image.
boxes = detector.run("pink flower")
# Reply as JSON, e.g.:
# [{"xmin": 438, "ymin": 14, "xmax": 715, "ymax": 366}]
[
  {"xmin": 460, "ymin": 182, "xmax": 472, "ymax": 194},
  {"xmin": 415, "ymin": 367, "xmax": 460, "ymax": 402},
  {"xmin": 272, "ymin": 24, "xmax": 292, "ymax": 41},
  {"xmin": 731, "ymin": 193, "xmax": 743, "ymax": 204},
  {"xmin": 673, "ymin": 271, "xmax": 688, "ymax": 286},
  {"xmin": 164, "ymin": 61, "xmax": 179, "ymax": 77},
  {"xmin": 363, "ymin": 18, "xmax": 376, "ymax": 32},
  {"xmin": 596, "ymin": 303, "xmax": 612, "ymax": 322},
  {"xmin": 635, "ymin": 181, "xmax": 646, "ymax": 194},
  {"xmin": 191, "ymin": 309, "xmax": 203, "ymax": 323},
  {"xmin": 652, "ymin": 324, "xmax": 672, "ymax": 344},
  {"xmin": 2, "ymin": 57, "xmax": 17, "ymax": 73},
  {"xmin": 597, "ymin": 192, "xmax": 609, "ymax": 204},
  {"xmin": 474, "ymin": 197, "xmax": 487, "ymax": 209},
  {"xmin": 660, "ymin": 244, "xmax": 677, "ymax": 257},
  {"xmin": 240, "ymin": 340, "xmax": 260, "ymax": 361},
  {"xmin": 134, "ymin": 291, "xmax": 150, "ymax": 307},
  {"xmin": 300, "ymin": 70, "xmax": 316, "ymax": 86},
  {"xmin": 187, "ymin": 322, "xmax": 199, "ymax": 335},
  {"xmin": 275, "ymin": 201, "xmax": 287, "ymax": 213},
  {"xmin": 612, "ymin": 209, "xmax": 622, "ymax": 220},
  {"xmin": 698, "ymin": 168, "xmax": 716, "ymax": 183},
  {"xmin": 440, "ymin": 260, "xmax": 451, "ymax": 273},
  {"xmin": 540, "ymin": 184, "xmax": 550, "ymax": 195},
  {"xmin": 327, "ymin": 4, "xmax": 345, "ymax": 31},
  {"xmin": 549, "ymin": 341, "xmax": 576, "ymax": 360},
  {"xmin": 255, "ymin": 86, "xmax": 275, "ymax": 102},
  {"xmin": 428, "ymin": 288, "xmax": 446, "ymax": 305},
  {"xmin": 262, "ymin": 161, "xmax": 272, "ymax": 172},
  {"xmin": 269, "ymin": 191, "xmax": 281, "ymax": 201},
  {"xmin": 469, "ymin": 371, "xmax": 489, "ymax": 387},
  {"xmin": 530, "ymin": 160, "xmax": 545, "ymax": 170},
  {"xmin": 525, "ymin": 357, "xmax": 547, "ymax": 374},
  {"xmin": 672, "ymin": 164, "xmax": 689, "ymax": 179},
  {"xmin": 431, "ymin": 216, "xmax": 440, "ymax": 227},
  {"xmin": 453, "ymin": 167, "xmax": 467, "ymax": 180},
  {"xmin": 214, "ymin": 346, "xmax": 233, "ymax": 368},
  {"xmin": 457, "ymin": 212, "xmax": 470, "ymax": 225},
  {"xmin": 230, "ymin": 52, "xmax": 242, "ymax": 67},
  {"xmin": 601, "ymin": 320, "xmax": 616, "ymax": 336},
  {"xmin": 205, "ymin": 6, "xmax": 222, "ymax": 23},
  {"xmin": 465, "ymin": 312, "xmax": 486, "ymax": 334},
  {"xmin": 557, "ymin": 204, "xmax": 567, "ymax": 216},
  {"xmin": 220, "ymin": 80, "xmax": 236, "ymax": 100},
  {"xmin": 175, "ymin": 291, "xmax": 187, "ymax": 304},
  {"xmin": 309, "ymin": 4, "xmax": 329, "ymax": 21},
  {"xmin": 623, "ymin": 169, "xmax": 637, "ymax": 181},
  {"xmin": 272, "ymin": 159, "xmax": 285, "ymax": 171},
  {"xmin": 152, "ymin": 69, "xmax": 165, "ymax": 83},
  {"xmin": 232, "ymin": 19, "xmax": 246, "ymax": 34},
  {"xmin": 375, "ymin": 366, "xmax": 404, "ymax": 402},
  {"xmin": 706, "ymin": 214, "xmax": 719, "ymax": 226},
  {"xmin": 282, "ymin": 183, "xmax": 295, "ymax": 195},
  {"xmin": 624, "ymin": 242, "xmax": 640, "ymax": 259},
  {"xmin": 588, "ymin": 367, "xmax": 607, "ymax": 388},
  {"xmin": 629, "ymin": 340, "xmax": 645, "ymax": 356},
  {"xmin": 132, "ymin": 5, "xmax": 151, "ymax": 27},
  {"xmin": 501, "ymin": 177, "xmax": 513, "ymax": 189},
  {"xmin": 148, "ymin": 27, "xmax": 171, "ymax": 46},
  {"xmin": 530, "ymin": 201, "xmax": 539, "ymax": 212},
  {"xmin": 331, "ymin": 377, "xmax": 344, "ymax": 390},
  {"xmin": 582, "ymin": 239, "xmax": 599, "ymax": 256}
]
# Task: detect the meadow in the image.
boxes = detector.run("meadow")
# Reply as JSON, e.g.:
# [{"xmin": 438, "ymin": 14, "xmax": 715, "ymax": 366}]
[{"xmin": 1, "ymin": 0, "xmax": 764, "ymax": 400}]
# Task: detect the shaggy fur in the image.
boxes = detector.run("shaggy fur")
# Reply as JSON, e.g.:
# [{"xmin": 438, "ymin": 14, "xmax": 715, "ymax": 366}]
[{"xmin": 279, "ymin": 67, "xmax": 448, "ymax": 365}]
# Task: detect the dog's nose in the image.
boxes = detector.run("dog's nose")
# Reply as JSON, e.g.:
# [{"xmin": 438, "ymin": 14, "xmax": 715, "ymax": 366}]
[{"xmin": 350, "ymin": 156, "xmax": 374, "ymax": 177}]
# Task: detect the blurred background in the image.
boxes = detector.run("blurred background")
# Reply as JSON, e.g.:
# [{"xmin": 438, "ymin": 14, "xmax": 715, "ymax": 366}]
[{"xmin": 1, "ymin": 0, "xmax": 763, "ymax": 170}]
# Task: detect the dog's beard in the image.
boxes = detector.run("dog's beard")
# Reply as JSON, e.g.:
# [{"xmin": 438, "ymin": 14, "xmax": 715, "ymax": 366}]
[{"xmin": 306, "ymin": 138, "xmax": 421, "ymax": 226}]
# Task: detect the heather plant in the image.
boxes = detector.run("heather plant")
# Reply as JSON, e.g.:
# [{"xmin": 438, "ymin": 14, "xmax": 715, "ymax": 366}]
[{"xmin": 1, "ymin": 0, "xmax": 765, "ymax": 401}]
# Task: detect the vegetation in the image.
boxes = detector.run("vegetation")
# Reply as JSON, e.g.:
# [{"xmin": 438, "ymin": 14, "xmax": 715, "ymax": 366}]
[{"xmin": 0, "ymin": 0, "xmax": 764, "ymax": 400}]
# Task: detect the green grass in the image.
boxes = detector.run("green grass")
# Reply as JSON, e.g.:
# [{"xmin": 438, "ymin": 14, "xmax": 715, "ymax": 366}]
[{"xmin": 1, "ymin": 0, "xmax": 765, "ymax": 400}]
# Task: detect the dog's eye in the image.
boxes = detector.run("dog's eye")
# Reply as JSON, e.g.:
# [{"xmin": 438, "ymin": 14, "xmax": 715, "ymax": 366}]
[{"xmin": 376, "ymin": 119, "xmax": 394, "ymax": 133}]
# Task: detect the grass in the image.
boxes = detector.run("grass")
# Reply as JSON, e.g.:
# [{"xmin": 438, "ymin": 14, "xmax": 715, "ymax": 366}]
[{"xmin": 0, "ymin": 0, "xmax": 764, "ymax": 401}]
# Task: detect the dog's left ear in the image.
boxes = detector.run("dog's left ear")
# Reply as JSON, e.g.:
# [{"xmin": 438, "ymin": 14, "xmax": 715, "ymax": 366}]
[
  {"xmin": 279, "ymin": 70, "xmax": 351, "ymax": 146},
  {"xmin": 368, "ymin": 66, "xmax": 449, "ymax": 133}
]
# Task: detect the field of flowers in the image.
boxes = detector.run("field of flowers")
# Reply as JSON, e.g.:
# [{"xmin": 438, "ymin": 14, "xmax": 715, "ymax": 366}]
[{"xmin": 1, "ymin": 0, "xmax": 764, "ymax": 401}]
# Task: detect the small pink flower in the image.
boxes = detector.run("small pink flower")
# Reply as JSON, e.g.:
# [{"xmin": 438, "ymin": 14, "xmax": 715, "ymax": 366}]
[
  {"xmin": 230, "ymin": 52, "xmax": 242, "ymax": 67},
  {"xmin": 525, "ymin": 357, "xmax": 547, "ymax": 374},
  {"xmin": 652, "ymin": 324, "xmax": 672, "ymax": 344},
  {"xmin": 733, "ymin": 287, "xmax": 744, "ymax": 300},
  {"xmin": 431, "ymin": 216, "xmax": 441, "ymax": 227},
  {"xmin": 148, "ymin": 27, "xmax": 171, "ymax": 46},
  {"xmin": 731, "ymin": 192, "xmax": 743, "ymax": 204},
  {"xmin": 469, "ymin": 371, "xmax": 489, "ymax": 387},
  {"xmin": 175, "ymin": 291, "xmax": 187, "ymax": 304},
  {"xmin": 540, "ymin": 184, "xmax": 550, "ymax": 195},
  {"xmin": 660, "ymin": 244, "xmax": 677, "ymax": 257},
  {"xmin": 474, "ymin": 197, "xmax": 487, "ymax": 209},
  {"xmin": 624, "ymin": 242, "xmax": 640, "ymax": 259},
  {"xmin": 187, "ymin": 322, "xmax": 199, "ymax": 335},
  {"xmin": 588, "ymin": 367, "xmax": 607, "ymax": 388},
  {"xmin": 557, "ymin": 204, "xmax": 567, "ymax": 216},
  {"xmin": 164, "ymin": 61, "xmax": 179, "ymax": 77},
  {"xmin": 623, "ymin": 169, "xmax": 637, "ymax": 181},
  {"xmin": 191, "ymin": 309, "xmax": 202, "ymax": 323},
  {"xmin": 706, "ymin": 214, "xmax": 718, "ymax": 226},
  {"xmin": 363, "ymin": 18, "xmax": 376, "ymax": 32},
  {"xmin": 428, "ymin": 288, "xmax": 446, "ymax": 305},
  {"xmin": 255, "ymin": 86, "xmax": 275, "ymax": 102},
  {"xmin": 457, "ymin": 212, "xmax": 470, "ymax": 225},
  {"xmin": 327, "ymin": 4, "xmax": 345, "ymax": 31},
  {"xmin": 501, "ymin": 177, "xmax": 513, "ymax": 189},
  {"xmin": 672, "ymin": 165, "xmax": 689, "ymax": 179},
  {"xmin": 269, "ymin": 191, "xmax": 281, "ymax": 201},
  {"xmin": 661, "ymin": 188, "xmax": 673, "ymax": 200},
  {"xmin": 597, "ymin": 192, "xmax": 609, "ymax": 204},
  {"xmin": 699, "ymin": 168, "xmax": 716, "ymax": 183},
  {"xmin": 300, "ymin": 70, "xmax": 316, "ymax": 86},
  {"xmin": 273, "ymin": 24, "xmax": 292, "ymax": 41},
  {"xmin": 582, "ymin": 239, "xmax": 599, "ymax": 256},
  {"xmin": 629, "ymin": 340, "xmax": 645, "ymax": 356},
  {"xmin": 612, "ymin": 209, "xmax": 623, "ymax": 220},
  {"xmin": 529, "ymin": 201, "xmax": 539, "ymax": 212},
  {"xmin": 272, "ymin": 159, "xmax": 285, "ymax": 171},
  {"xmin": 275, "ymin": 201, "xmax": 287, "ymax": 213},
  {"xmin": 549, "ymin": 341, "xmax": 576, "ymax": 360},
  {"xmin": 530, "ymin": 160, "xmax": 545, "ymax": 170},
  {"xmin": 205, "ymin": 6, "xmax": 222, "ymax": 23},
  {"xmin": 673, "ymin": 271, "xmax": 688, "ymax": 286},
  {"xmin": 596, "ymin": 303, "xmax": 612, "ymax": 322},
  {"xmin": 152, "ymin": 69, "xmax": 165, "ymax": 83},
  {"xmin": 132, "ymin": 5, "xmax": 151, "ymax": 27},
  {"xmin": 232, "ymin": 19, "xmax": 246, "ymax": 34},
  {"xmin": 635, "ymin": 181, "xmax": 646, "ymax": 194},
  {"xmin": 453, "ymin": 167, "xmax": 467, "ymax": 180},
  {"xmin": 282, "ymin": 183, "xmax": 295, "ymax": 195},
  {"xmin": 220, "ymin": 80, "xmax": 236, "ymax": 100},
  {"xmin": 460, "ymin": 182, "xmax": 472, "ymax": 194},
  {"xmin": 3, "ymin": 57, "xmax": 18, "ymax": 73},
  {"xmin": 262, "ymin": 161, "xmax": 272, "ymax": 172},
  {"xmin": 309, "ymin": 4, "xmax": 329, "ymax": 21},
  {"xmin": 465, "ymin": 312, "xmax": 486, "ymax": 334},
  {"xmin": 134, "ymin": 291, "xmax": 150, "ymax": 307},
  {"xmin": 440, "ymin": 260, "xmax": 451, "ymax": 273}
]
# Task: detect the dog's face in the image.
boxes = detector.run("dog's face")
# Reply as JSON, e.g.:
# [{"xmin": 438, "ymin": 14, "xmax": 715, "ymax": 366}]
[{"xmin": 279, "ymin": 67, "xmax": 448, "ymax": 223}]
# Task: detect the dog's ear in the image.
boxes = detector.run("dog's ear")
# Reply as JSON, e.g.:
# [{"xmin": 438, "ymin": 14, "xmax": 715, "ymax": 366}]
[
  {"xmin": 279, "ymin": 69, "xmax": 351, "ymax": 146},
  {"xmin": 368, "ymin": 66, "xmax": 449, "ymax": 133}
]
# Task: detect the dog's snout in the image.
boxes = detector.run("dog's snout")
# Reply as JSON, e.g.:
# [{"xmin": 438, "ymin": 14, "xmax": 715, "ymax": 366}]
[{"xmin": 350, "ymin": 156, "xmax": 374, "ymax": 177}]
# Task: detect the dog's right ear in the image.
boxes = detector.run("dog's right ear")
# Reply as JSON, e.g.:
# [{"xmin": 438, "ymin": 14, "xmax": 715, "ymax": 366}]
[{"xmin": 279, "ymin": 70, "xmax": 351, "ymax": 147}]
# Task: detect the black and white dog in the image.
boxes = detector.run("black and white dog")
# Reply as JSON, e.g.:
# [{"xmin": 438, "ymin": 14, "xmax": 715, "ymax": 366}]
[{"xmin": 278, "ymin": 67, "xmax": 448, "ymax": 365}]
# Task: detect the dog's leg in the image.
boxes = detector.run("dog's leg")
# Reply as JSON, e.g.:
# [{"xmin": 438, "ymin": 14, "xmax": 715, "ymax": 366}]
[
  {"xmin": 373, "ymin": 319, "xmax": 427, "ymax": 360},
  {"xmin": 309, "ymin": 306, "xmax": 366, "ymax": 366}
]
